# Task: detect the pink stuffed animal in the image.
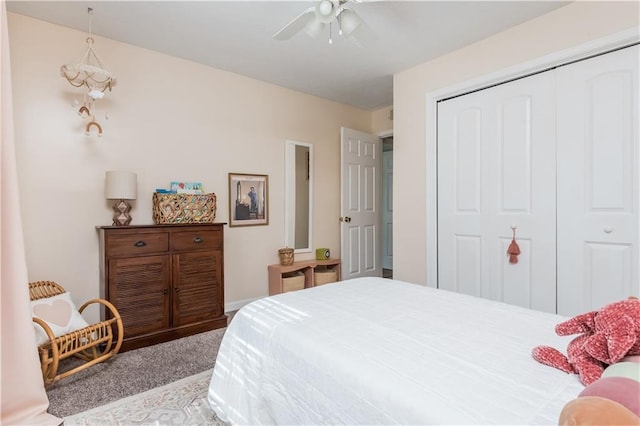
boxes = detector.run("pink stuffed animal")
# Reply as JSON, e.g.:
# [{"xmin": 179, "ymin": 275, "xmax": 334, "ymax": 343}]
[{"xmin": 532, "ymin": 297, "xmax": 640, "ymax": 385}]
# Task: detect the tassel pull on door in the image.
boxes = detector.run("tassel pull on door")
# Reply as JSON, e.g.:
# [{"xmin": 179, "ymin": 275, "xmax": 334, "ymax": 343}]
[{"xmin": 507, "ymin": 226, "xmax": 520, "ymax": 264}]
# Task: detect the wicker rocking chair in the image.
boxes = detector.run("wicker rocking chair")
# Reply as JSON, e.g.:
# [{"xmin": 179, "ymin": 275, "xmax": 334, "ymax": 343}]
[{"xmin": 29, "ymin": 280, "xmax": 123, "ymax": 384}]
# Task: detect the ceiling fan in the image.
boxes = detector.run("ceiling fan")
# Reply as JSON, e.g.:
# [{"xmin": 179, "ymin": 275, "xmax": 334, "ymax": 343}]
[{"xmin": 273, "ymin": 0, "xmax": 370, "ymax": 45}]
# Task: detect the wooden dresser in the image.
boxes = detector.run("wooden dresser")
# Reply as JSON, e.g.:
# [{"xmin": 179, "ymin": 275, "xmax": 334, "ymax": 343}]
[{"xmin": 97, "ymin": 223, "xmax": 227, "ymax": 351}]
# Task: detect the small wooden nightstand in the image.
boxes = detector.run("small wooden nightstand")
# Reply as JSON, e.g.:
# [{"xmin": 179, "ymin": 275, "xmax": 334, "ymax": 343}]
[{"xmin": 268, "ymin": 258, "xmax": 341, "ymax": 295}]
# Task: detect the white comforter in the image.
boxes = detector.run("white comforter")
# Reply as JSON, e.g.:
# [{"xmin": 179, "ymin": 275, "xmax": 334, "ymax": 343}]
[{"xmin": 207, "ymin": 277, "xmax": 584, "ymax": 425}]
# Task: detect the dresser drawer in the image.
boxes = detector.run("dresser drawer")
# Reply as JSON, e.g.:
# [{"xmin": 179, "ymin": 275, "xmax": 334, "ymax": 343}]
[
  {"xmin": 106, "ymin": 232, "xmax": 169, "ymax": 257},
  {"xmin": 172, "ymin": 229, "xmax": 222, "ymax": 251}
]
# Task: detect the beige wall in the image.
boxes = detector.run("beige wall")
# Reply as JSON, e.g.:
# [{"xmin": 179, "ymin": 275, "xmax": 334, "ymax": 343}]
[
  {"xmin": 393, "ymin": 2, "xmax": 639, "ymax": 285},
  {"xmin": 8, "ymin": 13, "xmax": 373, "ymax": 318},
  {"xmin": 12, "ymin": 2, "xmax": 636, "ymax": 317},
  {"xmin": 371, "ymin": 105, "xmax": 393, "ymax": 135}
]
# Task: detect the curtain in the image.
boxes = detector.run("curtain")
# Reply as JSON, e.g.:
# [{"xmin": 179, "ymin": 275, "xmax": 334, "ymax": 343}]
[{"xmin": 0, "ymin": 4, "xmax": 61, "ymax": 425}]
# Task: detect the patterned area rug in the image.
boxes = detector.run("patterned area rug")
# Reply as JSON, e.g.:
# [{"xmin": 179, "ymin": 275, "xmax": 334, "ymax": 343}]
[{"xmin": 64, "ymin": 369, "xmax": 226, "ymax": 425}]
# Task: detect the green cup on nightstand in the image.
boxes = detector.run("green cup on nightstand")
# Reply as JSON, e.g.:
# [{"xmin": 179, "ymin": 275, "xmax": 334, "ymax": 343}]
[{"xmin": 316, "ymin": 248, "xmax": 330, "ymax": 260}]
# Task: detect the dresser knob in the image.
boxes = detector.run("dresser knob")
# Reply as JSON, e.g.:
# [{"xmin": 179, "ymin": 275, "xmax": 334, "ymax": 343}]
[
  {"xmin": 193, "ymin": 237, "xmax": 203, "ymax": 244},
  {"xmin": 134, "ymin": 240, "xmax": 147, "ymax": 247}
]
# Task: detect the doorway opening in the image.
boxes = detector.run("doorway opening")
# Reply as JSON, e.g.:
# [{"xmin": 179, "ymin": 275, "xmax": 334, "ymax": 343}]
[{"xmin": 382, "ymin": 136, "xmax": 393, "ymax": 279}]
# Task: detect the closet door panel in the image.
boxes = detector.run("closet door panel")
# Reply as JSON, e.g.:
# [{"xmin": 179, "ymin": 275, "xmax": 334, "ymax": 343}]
[
  {"xmin": 454, "ymin": 108, "xmax": 483, "ymax": 213},
  {"xmin": 500, "ymin": 96, "xmax": 533, "ymax": 212},
  {"xmin": 438, "ymin": 94, "xmax": 491, "ymax": 299},
  {"xmin": 557, "ymin": 45, "xmax": 639, "ymax": 316},
  {"xmin": 491, "ymin": 76, "xmax": 556, "ymax": 313},
  {"xmin": 586, "ymin": 243, "xmax": 633, "ymax": 306},
  {"xmin": 500, "ymin": 237, "xmax": 532, "ymax": 308},
  {"xmin": 437, "ymin": 71, "xmax": 556, "ymax": 312},
  {"xmin": 455, "ymin": 235, "xmax": 483, "ymax": 296},
  {"xmin": 590, "ymin": 73, "xmax": 631, "ymax": 209}
]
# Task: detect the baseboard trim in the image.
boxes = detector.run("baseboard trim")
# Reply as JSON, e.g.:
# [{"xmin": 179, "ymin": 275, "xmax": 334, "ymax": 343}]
[{"xmin": 225, "ymin": 296, "xmax": 263, "ymax": 313}]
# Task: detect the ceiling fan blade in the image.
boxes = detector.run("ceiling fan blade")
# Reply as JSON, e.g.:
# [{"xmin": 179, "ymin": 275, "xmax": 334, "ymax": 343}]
[
  {"xmin": 273, "ymin": 7, "xmax": 316, "ymax": 40},
  {"xmin": 305, "ymin": 19, "xmax": 326, "ymax": 39},
  {"xmin": 347, "ymin": 26, "xmax": 376, "ymax": 48}
]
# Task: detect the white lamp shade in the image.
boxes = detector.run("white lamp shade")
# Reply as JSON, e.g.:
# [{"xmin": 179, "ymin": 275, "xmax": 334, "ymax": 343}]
[{"xmin": 105, "ymin": 171, "xmax": 137, "ymax": 200}]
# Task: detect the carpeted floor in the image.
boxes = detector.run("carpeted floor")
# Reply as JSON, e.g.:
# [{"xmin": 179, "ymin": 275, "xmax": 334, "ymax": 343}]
[{"xmin": 46, "ymin": 327, "xmax": 227, "ymax": 418}]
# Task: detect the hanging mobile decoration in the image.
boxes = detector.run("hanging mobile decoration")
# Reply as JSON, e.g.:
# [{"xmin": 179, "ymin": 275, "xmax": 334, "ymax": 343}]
[
  {"xmin": 507, "ymin": 226, "xmax": 521, "ymax": 264},
  {"xmin": 60, "ymin": 8, "xmax": 116, "ymax": 136}
]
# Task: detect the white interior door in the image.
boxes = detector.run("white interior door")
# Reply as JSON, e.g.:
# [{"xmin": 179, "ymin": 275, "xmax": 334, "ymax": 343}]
[
  {"xmin": 340, "ymin": 127, "xmax": 382, "ymax": 280},
  {"xmin": 437, "ymin": 71, "xmax": 557, "ymax": 313},
  {"xmin": 382, "ymin": 150, "xmax": 393, "ymax": 270},
  {"xmin": 556, "ymin": 45, "xmax": 640, "ymax": 316}
]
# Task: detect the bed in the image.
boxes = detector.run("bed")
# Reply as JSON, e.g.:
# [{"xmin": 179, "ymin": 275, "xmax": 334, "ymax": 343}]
[{"xmin": 207, "ymin": 277, "xmax": 584, "ymax": 425}]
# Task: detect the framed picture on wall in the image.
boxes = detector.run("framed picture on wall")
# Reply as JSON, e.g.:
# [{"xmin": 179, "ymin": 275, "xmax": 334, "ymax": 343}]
[{"xmin": 228, "ymin": 173, "xmax": 269, "ymax": 227}]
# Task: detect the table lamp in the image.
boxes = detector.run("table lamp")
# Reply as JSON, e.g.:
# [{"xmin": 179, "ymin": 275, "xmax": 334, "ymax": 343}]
[{"xmin": 105, "ymin": 171, "xmax": 137, "ymax": 226}]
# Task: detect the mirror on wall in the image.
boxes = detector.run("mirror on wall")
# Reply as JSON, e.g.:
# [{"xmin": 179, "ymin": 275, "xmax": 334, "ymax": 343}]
[{"xmin": 284, "ymin": 140, "xmax": 313, "ymax": 253}]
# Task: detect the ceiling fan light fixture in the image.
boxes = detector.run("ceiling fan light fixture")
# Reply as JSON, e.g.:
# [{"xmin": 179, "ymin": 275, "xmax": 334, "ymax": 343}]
[
  {"xmin": 339, "ymin": 9, "xmax": 362, "ymax": 37},
  {"xmin": 274, "ymin": 0, "xmax": 371, "ymax": 46},
  {"xmin": 318, "ymin": 0, "xmax": 333, "ymax": 16},
  {"xmin": 314, "ymin": 0, "xmax": 337, "ymax": 24}
]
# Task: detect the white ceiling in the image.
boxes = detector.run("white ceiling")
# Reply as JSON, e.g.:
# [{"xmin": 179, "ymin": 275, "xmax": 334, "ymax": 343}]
[{"xmin": 6, "ymin": 1, "xmax": 570, "ymax": 110}]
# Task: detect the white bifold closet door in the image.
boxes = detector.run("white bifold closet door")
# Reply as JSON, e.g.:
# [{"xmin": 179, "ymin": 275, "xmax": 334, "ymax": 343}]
[
  {"xmin": 556, "ymin": 46, "xmax": 639, "ymax": 316},
  {"xmin": 437, "ymin": 45, "xmax": 639, "ymax": 315},
  {"xmin": 437, "ymin": 71, "xmax": 557, "ymax": 314}
]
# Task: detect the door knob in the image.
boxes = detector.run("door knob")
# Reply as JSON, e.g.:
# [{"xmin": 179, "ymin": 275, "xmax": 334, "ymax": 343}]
[{"xmin": 344, "ymin": 217, "xmax": 351, "ymax": 223}]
